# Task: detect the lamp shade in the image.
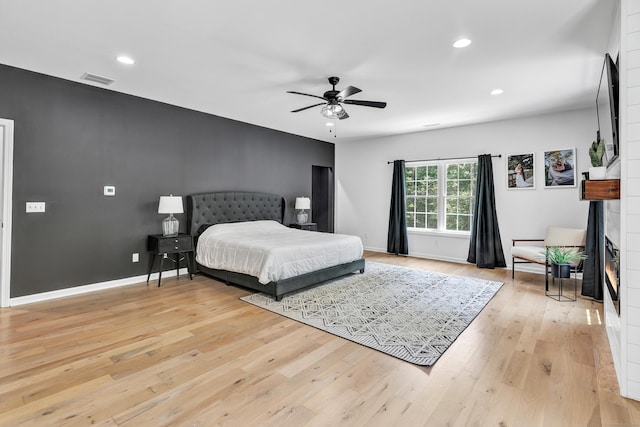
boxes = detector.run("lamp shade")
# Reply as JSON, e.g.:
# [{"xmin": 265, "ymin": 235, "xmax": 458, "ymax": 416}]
[
  {"xmin": 320, "ymin": 103, "xmax": 343, "ymax": 119},
  {"xmin": 158, "ymin": 195, "xmax": 184, "ymax": 214},
  {"xmin": 295, "ymin": 197, "xmax": 310, "ymax": 210}
]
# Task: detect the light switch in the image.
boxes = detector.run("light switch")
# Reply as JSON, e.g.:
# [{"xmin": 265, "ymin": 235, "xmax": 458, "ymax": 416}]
[
  {"xmin": 104, "ymin": 186, "xmax": 115, "ymax": 196},
  {"xmin": 26, "ymin": 202, "xmax": 46, "ymax": 213}
]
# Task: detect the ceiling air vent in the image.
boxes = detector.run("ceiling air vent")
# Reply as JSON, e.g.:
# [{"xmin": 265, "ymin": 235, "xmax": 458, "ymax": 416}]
[{"xmin": 81, "ymin": 72, "xmax": 115, "ymax": 85}]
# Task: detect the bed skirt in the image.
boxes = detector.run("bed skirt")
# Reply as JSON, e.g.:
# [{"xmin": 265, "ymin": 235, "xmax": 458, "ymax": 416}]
[{"xmin": 197, "ymin": 258, "xmax": 365, "ymax": 301}]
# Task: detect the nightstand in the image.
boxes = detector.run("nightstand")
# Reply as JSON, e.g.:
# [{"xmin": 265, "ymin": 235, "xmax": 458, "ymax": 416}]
[
  {"xmin": 289, "ymin": 222, "xmax": 318, "ymax": 231},
  {"xmin": 146, "ymin": 234, "xmax": 194, "ymax": 287}
]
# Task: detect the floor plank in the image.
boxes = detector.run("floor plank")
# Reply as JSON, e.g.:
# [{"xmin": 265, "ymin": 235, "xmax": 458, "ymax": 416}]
[{"xmin": 0, "ymin": 251, "xmax": 639, "ymax": 426}]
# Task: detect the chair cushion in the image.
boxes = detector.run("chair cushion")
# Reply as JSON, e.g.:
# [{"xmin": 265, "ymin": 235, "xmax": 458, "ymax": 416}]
[
  {"xmin": 512, "ymin": 245, "xmax": 581, "ymax": 266},
  {"xmin": 511, "ymin": 246, "xmax": 546, "ymax": 264},
  {"xmin": 544, "ymin": 227, "xmax": 586, "ymax": 247}
]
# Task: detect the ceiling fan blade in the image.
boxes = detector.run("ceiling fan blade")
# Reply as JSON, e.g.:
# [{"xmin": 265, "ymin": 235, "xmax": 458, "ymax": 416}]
[
  {"xmin": 337, "ymin": 86, "xmax": 362, "ymax": 100},
  {"xmin": 286, "ymin": 91, "xmax": 327, "ymax": 101},
  {"xmin": 291, "ymin": 102, "xmax": 326, "ymax": 113},
  {"xmin": 338, "ymin": 109, "xmax": 350, "ymax": 120},
  {"xmin": 343, "ymin": 99, "xmax": 387, "ymax": 109}
]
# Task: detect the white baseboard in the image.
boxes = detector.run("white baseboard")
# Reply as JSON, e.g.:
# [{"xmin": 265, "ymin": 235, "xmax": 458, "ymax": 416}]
[
  {"xmin": 364, "ymin": 246, "xmax": 501, "ymax": 268},
  {"xmin": 9, "ymin": 252, "xmax": 574, "ymax": 307},
  {"xmin": 363, "ymin": 245, "xmax": 388, "ymax": 254},
  {"xmin": 363, "ymin": 247, "xmax": 556, "ymax": 277},
  {"xmin": 8, "ymin": 268, "xmax": 189, "ymax": 307}
]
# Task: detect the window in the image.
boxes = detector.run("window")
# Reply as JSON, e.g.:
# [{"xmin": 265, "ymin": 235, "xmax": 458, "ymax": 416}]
[
  {"xmin": 405, "ymin": 160, "xmax": 477, "ymax": 232},
  {"xmin": 405, "ymin": 165, "xmax": 438, "ymax": 229}
]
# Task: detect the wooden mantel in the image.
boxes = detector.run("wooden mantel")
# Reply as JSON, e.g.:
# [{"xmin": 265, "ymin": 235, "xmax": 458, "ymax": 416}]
[{"xmin": 581, "ymin": 179, "xmax": 621, "ymax": 200}]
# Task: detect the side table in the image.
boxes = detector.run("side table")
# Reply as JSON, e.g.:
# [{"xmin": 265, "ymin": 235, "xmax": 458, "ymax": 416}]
[
  {"xmin": 288, "ymin": 222, "xmax": 318, "ymax": 231},
  {"xmin": 147, "ymin": 234, "xmax": 194, "ymax": 287}
]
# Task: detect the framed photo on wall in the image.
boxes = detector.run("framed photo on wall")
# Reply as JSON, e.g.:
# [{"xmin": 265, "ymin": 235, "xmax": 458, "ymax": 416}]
[
  {"xmin": 543, "ymin": 148, "xmax": 576, "ymax": 188},
  {"xmin": 506, "ymin": 153, "xmax": 535, "ymax": 189}
]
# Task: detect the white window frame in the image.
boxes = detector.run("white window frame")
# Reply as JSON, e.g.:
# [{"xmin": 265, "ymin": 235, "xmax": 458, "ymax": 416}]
[{"xmin": 405, "ymin": 159, "xmax": 477, "ymax": 235}]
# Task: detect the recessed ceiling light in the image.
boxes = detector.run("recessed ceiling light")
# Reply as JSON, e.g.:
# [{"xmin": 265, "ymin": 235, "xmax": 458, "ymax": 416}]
[
  {"xmin": 490, "ymin": 89, "xmax": 504, "ymax": 95},
  {"xmin": 453, "ymin": 39, "xmax": 472, "ymax": 48},
  {"xmin": 116, "ymin": 56, "xmax": 135, "ymax": 65},
  {"xmin": 326, "ymin": 122, "xmax": 335, "ymax": 127}
]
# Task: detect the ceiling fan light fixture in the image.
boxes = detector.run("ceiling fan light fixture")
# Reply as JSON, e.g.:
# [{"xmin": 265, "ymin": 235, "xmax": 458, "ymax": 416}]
[
  {"xmin": 288, "ymin": 76, "xmax": 385, "ymax": 121},
  {"xmin": 320, "ymin": 103, "xmax": 343, "ymax": 119}
]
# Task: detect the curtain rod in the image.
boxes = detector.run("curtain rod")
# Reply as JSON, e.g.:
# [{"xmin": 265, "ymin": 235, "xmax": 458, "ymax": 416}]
[{"xmin": 387, "ymin": 154, "xmax": 501, "ymax": 164}]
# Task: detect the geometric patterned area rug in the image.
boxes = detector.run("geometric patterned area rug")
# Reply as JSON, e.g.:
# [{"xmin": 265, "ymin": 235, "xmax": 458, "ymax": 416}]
[{"xmin": 240, "ymin": 261, "xmax": 503, "ymax": 366}]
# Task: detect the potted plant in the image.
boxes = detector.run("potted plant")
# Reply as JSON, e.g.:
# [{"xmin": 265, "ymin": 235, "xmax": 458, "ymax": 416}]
[
  {"xmin": 545, "ymin": 247, "xmax": 586, "ymax": 278},
  {"xmin": 588, "ymin": 138, "xmax": 607, "ymax": 180}
]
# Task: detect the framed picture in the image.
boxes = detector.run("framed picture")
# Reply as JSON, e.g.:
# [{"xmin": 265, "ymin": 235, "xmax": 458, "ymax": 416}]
[
  {"xmin": 544, "ymin": 148, "xmax": 576, "ymax": 188},
  {"xmin": 507, "ymin": 153, "xmax": 535, "ymax": 189}
]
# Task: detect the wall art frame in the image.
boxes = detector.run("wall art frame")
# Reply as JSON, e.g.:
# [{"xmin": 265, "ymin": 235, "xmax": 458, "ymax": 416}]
[
  {"xmin": 506, "ymin": 153, "xmax": 535, "ymax": 189},
  {"xmin": 543, "ymin": 148, "xmax": 576, "ymax": 188}
]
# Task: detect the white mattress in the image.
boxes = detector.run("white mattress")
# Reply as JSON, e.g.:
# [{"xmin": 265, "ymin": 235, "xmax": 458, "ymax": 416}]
[{"xmin": 195, "ymin": 220, "xmax": 364, "ymax": 284}]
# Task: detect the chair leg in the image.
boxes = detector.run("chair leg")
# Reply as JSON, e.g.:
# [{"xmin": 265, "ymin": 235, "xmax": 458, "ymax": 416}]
[
  {"xmin": 545, "ymin": 263, "xmax": 549, "ymax": 292},
  {"xmin": 512, "ymin": 257, "xmax": 515, "ymax": 279}
]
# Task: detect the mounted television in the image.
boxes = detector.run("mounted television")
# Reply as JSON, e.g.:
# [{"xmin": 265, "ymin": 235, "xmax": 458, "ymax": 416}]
[{"xmin": 596, "ymin": 53, "xmax": 619, "ymax": 167}]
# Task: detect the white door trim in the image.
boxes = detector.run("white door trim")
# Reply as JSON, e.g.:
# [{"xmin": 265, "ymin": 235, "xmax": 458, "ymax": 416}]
[{"xmin": 0, "ymin": 119, "xmax": 14, "ymax": 307}]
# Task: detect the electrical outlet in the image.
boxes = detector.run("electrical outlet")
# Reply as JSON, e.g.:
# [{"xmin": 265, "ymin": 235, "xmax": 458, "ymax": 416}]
[
  {"xmin": 132, "ymin": 253, "xmax": 139, "ymax": 263},
  {"xmin": 104, "ymin": 186, "xmax": 115, "ymax": 196},
  {"xmin": 26, "ymin": 202, "xmax": 46, "ymax": 213}
]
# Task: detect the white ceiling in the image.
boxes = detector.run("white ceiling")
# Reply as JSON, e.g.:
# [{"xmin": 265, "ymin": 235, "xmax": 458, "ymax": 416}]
[{"xmin": 0, "ymin": 0, "xmax": 617, "ymax": 143}]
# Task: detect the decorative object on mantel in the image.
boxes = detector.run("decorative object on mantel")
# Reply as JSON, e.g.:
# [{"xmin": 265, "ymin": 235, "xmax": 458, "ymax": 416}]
[
  {"xmin": 241, "ymin": 261, "xmax": 503, "ymax": 366},
  {"xmin": 158, "ymin": 195, "xmax": 183, "ymax": 237},
  {"xmin": 588, "ymin": 138, "xmax": 607, "ymax": 180},
  {"xmin": 294, "ymin": 197, "xmax": 310, "ymax": 224}
]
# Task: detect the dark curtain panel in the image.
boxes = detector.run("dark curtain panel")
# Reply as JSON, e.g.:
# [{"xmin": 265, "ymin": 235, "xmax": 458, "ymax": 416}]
[
  {"xmin": 467, "ymin": 154, "xmax": 507, "ymax": 268},
  {"xmin": 387, "ymin": 160, "xmax": 409, "ymax": 255},
  {"xmin": 582, "ymin": 201, "xmax": 604, "ymax": 300}
]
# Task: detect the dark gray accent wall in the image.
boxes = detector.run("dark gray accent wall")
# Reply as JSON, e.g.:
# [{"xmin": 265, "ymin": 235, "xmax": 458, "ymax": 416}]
[{"xmin": 0, "ymin": 64, "xmax": 334, "ymax": 297}]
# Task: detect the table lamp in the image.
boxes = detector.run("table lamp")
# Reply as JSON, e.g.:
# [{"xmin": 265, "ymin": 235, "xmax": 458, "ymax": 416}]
[
  {"xmin": 158, "ymin": 195, "xmax": 183, "ymax": 237},
  {"xmin": 295, "ymin": 197, "xmax": 310, "ymax": 224}
]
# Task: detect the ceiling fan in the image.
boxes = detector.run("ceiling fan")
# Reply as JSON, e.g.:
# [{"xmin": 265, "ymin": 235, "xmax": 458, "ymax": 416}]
[{"xmin": 287, "ymin": 76, "xmax": 387, "ymax": 120}]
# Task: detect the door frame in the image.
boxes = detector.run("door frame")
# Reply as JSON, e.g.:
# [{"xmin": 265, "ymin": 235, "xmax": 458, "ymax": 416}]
[
  {"xmin": 312, "ymin": 165, "xmax": 334, "ymax": 233},
  {"xmin": 0, "ymin": 119, "xmax": 14, "ymax": 307}
]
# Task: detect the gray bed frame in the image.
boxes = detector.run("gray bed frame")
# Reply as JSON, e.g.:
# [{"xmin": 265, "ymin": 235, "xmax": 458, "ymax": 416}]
[{"xmin": 187, "ymin": 191, "xmax": 365, "ymax": 300}]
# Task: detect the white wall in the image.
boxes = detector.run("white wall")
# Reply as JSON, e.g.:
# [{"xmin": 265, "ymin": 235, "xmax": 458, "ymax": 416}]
[
  {"xmin": 620, "ymin": 0, "xmax": 640, "ymax": 401},
  {"xmin": 336, "ymin": 108, "xmax": 596, "ymax": 271}
]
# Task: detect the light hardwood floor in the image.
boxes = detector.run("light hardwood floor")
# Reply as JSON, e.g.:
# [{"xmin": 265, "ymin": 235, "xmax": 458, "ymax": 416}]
[{"xmin": 1, "ymin": 251, "xmax": 639, "ymax": 426}]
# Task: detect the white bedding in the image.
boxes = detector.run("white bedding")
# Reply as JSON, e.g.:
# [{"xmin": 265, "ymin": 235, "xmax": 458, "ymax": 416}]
[{"xmin": 195, "ymin": 220, "xmax": 363, "ymax": 284}]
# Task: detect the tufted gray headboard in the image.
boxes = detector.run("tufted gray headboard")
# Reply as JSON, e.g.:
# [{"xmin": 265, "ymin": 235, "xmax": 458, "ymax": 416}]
[{"xmin": 187, "ymin": 191, "xmax": 285, "ymax": 235}]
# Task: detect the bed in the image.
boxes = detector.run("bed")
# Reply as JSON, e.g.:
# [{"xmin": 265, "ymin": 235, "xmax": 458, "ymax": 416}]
[{"xmin": 187, "ymin": 191, "xmax": 365, "ymax": 300}]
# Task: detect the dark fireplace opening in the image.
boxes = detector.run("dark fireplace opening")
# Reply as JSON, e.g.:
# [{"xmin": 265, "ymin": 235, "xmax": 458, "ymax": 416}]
[{"xmin": 605, "ymin": 236, "xmax": 620, "ymax": 316}]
